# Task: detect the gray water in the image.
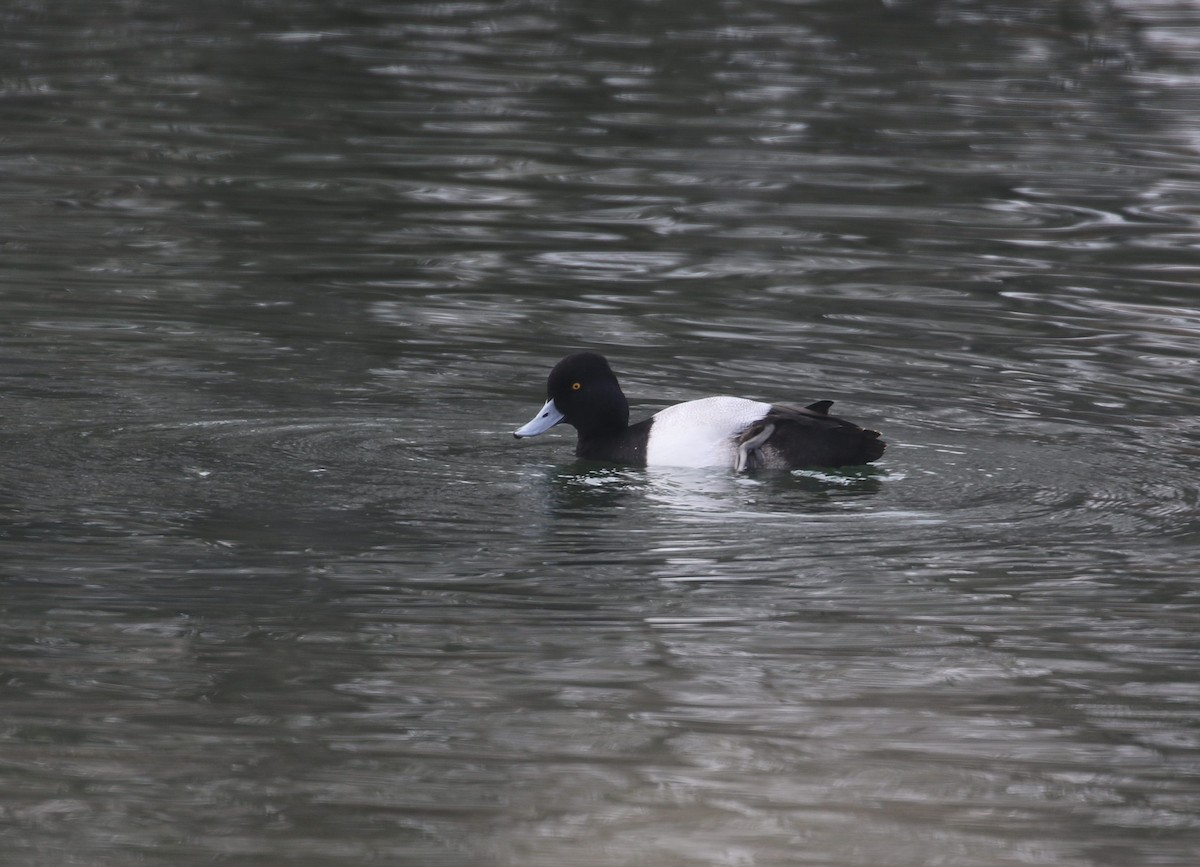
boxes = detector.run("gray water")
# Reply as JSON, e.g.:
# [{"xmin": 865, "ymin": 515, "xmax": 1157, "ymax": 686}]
[{"xmin": 3, "ymin": 1, "xmax": 1200, "ymax": 865}]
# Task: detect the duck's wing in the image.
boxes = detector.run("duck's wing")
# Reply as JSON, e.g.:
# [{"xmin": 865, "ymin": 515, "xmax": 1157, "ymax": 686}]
[{"xmin": 735, "ymin": 402, "xmax": 885, "ymax": 470}]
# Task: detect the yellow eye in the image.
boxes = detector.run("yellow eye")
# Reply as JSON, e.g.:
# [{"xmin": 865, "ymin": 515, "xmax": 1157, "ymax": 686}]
[{"xmin": 571, "ymin": 381, "xmax": 581, "ymax": 390}]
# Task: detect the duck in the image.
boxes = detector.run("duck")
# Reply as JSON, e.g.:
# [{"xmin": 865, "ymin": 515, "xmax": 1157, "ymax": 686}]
[{"xmin": 513, "ymin": 352, "xmax": 885, "ymax": 471}]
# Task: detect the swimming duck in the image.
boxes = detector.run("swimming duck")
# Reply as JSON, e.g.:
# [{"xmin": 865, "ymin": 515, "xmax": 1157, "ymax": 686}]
[{"xmin": 513, "ymin": 352, "xmax": 885, "ymax": 471}]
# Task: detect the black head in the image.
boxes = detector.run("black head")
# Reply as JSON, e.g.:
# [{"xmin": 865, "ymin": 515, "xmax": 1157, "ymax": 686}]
[{"xmin": 545, "ymin": 352, "xmax": 630, "ymax": 436}]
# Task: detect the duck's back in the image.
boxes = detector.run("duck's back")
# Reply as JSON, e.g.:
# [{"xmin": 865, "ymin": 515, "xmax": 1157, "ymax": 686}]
[{"xmin": 738, "ymin": 402, "xmax": 886, "ymax": 470}]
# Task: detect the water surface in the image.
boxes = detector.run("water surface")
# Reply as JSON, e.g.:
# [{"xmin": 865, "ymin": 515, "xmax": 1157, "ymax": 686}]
[{"xmin": 3, "ymin": 1, "xmax": 1200, "ymax": 865}]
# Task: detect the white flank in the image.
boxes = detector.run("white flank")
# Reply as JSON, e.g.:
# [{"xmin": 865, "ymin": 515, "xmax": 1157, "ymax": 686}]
[{"xmin": 645, "ymin": 396, "xmax": 771, "ymax": 468}]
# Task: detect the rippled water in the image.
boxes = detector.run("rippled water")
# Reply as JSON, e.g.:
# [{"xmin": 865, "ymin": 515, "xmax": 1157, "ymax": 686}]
[{"xmin": 4, "ymin": 1, "xmax": 1200, "ymax": 865}]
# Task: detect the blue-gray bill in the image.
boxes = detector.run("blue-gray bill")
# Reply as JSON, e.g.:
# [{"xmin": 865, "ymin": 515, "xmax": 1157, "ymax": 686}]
[{"xmin": 513, "ymin": 398, "xmax": 564, "ymax": 438}]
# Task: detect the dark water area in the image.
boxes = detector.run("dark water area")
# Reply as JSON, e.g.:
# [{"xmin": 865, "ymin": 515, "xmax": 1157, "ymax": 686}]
[{"xmin": 3, "ymin": 1, "xmax": 1200, "ymax": 864}]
